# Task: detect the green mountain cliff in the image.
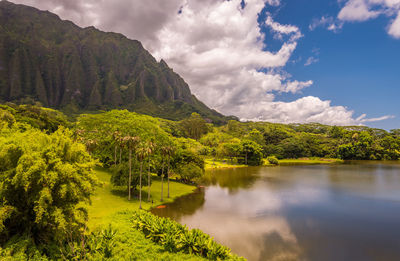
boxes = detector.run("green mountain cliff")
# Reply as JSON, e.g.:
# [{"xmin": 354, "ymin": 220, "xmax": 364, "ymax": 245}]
[{"xmin": 0, "ymin": 1, "xmax": 233, "ymax": 123}]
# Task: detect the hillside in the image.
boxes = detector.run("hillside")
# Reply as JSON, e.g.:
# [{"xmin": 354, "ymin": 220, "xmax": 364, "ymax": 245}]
[{"xmin": 0, "ymin": 1, "xmax": 232, "ymax": 123}]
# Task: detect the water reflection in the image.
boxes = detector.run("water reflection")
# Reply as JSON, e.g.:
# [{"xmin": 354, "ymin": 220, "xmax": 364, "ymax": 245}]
[{"xmin": 152, "ymin": 162, "xmax": 400, "ymax": 261}]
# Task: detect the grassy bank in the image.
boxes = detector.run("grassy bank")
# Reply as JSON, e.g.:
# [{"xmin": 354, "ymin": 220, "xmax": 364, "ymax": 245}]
[
  {"xmin": 205, "ymin": 157, "xmax": 343, "ymax": 170},
  {"xmin": 205, "ymin": 158, "xmax": 246, "ymax": 170},
  {"xmin": 264, "ymin": 157, "xmax": 344, "ymax": 166},
  {"xmin": 96, "ymin": 211, "xmax": 208, "ymax": 261},
  {"xmin": 85, "ymin": 167, "xmax": 243, "ymax": 260},
  {"xmin": 87, "ymin": 167, "xmax": 197, "ymax": 229}
]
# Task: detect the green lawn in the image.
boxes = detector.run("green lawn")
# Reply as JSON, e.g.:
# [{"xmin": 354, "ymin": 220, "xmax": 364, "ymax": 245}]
[
  {"xmin": 205, "ymin": 157, "xmax": 343, "ymax": 170},
  {"xmin": 265, "ymin": 157, "xmax": 344, "ymax": 165},
  {"xmin": 204, "ymin": 158, "xmax": 246, "ymax": 170},
  {"xmin": 87, "ymin": 167, "xmax": 197, "ymax": 229}
]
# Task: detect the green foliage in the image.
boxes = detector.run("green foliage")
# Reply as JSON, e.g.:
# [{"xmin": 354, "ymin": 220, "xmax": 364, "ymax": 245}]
[
  {"xmin": 59, "ymin": 224, "xmax": 118, "ymax": 260},
  {"xmin": 110, "ymin": 163, "xmax": 140, "ymax": 189},
  {"xmin": 0, "ymin": 104, "xmax": 68, "ymax": 132},
  {"xmin": 177, "ymin": 163, "xmax": 204, "ymax": 182},
  {"xmin": 180, "ymin": 112, "xmax": 209, "ymax": 140},
  {"xmin": 239, "ymin": 140, "xmax": 263, "ymax": 166},
  {"xmin": 132, "ymin": 210, "xmax": 244, "ymax": 260},
  {"xmin": 266, "ymin": 156, "xmax": 279, "ymax": 165},
  {"xmin": 0, "ymin": 126, "xmax": 98, "ymax": 245},
  {"xmin": 0, "ymin": 235, "xmax": 48, "ymax": 261}
]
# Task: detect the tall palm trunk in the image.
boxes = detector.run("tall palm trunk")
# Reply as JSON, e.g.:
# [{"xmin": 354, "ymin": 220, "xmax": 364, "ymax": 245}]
[
  {"xmin": 128, "ymin": 148, "xmax": 132, "ymax": 200},
  {"xmin": 167, "ymin": 156, "xmax": 170, "ymax": 198},
  {"xmin": 147, "ymin": 158, "xmax": 151, "ymax": 202},
  {"xmin": 139, "ymin": 161, "xmax": 143, "ymax": 209},
  {"xmin": 160, "ymin": 159, "xmax": 165, "ymax": 202},
  {"xmin": 114, "ymin": 145, "xmax": 117, "ymax": 165}
]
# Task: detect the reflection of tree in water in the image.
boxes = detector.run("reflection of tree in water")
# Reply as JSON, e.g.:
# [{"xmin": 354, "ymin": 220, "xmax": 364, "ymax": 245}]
[
  {"xmin": 201, "ymin": 167, "xmax": 260, "ymax": 193},
  {"xmin": 151, "ymin": 188, "xmax": 205, "ymax": 221}
]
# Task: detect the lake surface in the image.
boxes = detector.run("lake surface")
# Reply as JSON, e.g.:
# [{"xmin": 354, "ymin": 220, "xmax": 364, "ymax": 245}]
[{"xmin": 152, "ymin": 162, "xmax": 400, "ymax": 261}]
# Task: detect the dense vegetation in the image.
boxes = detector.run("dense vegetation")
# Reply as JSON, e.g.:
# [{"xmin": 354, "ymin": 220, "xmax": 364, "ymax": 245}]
[
  {"xmin": 0, "ymin": 102, "xmax": 399, "ymax": 260},
  {"xmin": 132, "ymin": 211, "xmax": 243, "ymax": 260},
  {"xmin": 0, "ymin": 1, "xmax": 233, "ymax": 124},
  {"xmin": 197, "ymin": 121, "xmax": 400, "ymax": 161}
]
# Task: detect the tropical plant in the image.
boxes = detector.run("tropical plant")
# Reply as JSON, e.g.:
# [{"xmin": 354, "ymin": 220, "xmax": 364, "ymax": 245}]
[
  {"xmin": 132, "ymin": 210, "xmax": 244, "ymax": 260},
  {"xmin": 0, "ymin": 127, "xmax": 98, "ymax": 245},
  {"xmin": 266, "ymin": 156, "xmax": 279, "ymax": 165}
]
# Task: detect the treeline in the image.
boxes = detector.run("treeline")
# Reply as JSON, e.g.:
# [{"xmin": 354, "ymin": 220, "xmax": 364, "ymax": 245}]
[{"xmin": 157, "ymin": 113, "xmax": 400, "ymax": 163}]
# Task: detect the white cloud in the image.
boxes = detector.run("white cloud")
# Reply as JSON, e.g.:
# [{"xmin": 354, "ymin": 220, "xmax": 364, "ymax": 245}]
[
  {"xmin": 357, "ymin": 114, "xmax": 395, "ymax": 122},
  {"xmin": 10, "ymin": 0, "xmax": 393, "ymax": 125},
  {"xmin": 304, "ymin": 57, "xmax": 319, "ymax": 66},
  {"xmin": 388, "ymin": 11, "xmax": 400, "ymax": 37},
  {"xmin": 338, "ymin": 0, "xmax": 381, "ymax": 21},
  {"xmin": 336, "ymin": 0, "xmax": 400, "ymax": 38},
  {"xmin": 238, "ymin": 96, "xmax": 368, "ymax": 125},
  {"xmin": 309, "ymin": 16, "xmax": 344, "ymax": 32}
]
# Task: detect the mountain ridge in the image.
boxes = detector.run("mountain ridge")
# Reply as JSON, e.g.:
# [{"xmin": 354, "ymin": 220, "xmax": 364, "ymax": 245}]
[{"xmin": 0, "ymin": 0, "xmax": 233, "ymax": 123}]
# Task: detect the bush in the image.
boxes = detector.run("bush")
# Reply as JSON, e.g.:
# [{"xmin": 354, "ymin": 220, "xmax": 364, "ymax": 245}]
[
  {"xmin": 0, "ymin": 127, "xmax": 98, "ymax": 246},
  {"xmin": 132, "ymin": 210, "xmax": 244, "ymax": 260},
  {"xmin": 176, "ymin": 162, "xmax": 204, "ymax": 182},
  {"xmin": 266, "ymin": 156, "xmax": 279, "ymax": 165},
  {"xmin": 110, "ymin": 162, "xmax": 140, "ymax": 190}
]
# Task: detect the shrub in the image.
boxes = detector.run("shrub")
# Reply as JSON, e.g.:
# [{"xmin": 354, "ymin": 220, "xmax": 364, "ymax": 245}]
[
  {"xmin": 267, "ymin": 156, "xmax": 279, "ymax": 165},
  {"xmin": 0, "ymin": 127, "xmax": 98, "ymax": 246},
  {"xmin": 132, "ymin": 210, "xmax": 244, "ymax": 260},
  {"xmin": 176, "ymin": 162, "xmax": 204, "ymax": 182}
]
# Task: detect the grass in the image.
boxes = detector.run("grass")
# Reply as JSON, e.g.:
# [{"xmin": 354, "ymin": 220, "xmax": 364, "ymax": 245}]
[
  {"xmin": 205, "ymin": 157, "xmax": 343, "ymax": 169},
  {"xmin": 204, "ymin": 158, "xmax": 246, "ymax": 170},
  {"xmin": 263, "ymin": 157, "xmax": 344, "ymax": 166},
  {"xmin": 87, "ymin": 166, "xmax": 197, "ymax": 230},
  {"xmin": 99, "ymin": 211, "xmax": 207, "ymax": 261},
  {"xmin": 84, "ymin": 167, "xmax": 243, "ymax": 260}
]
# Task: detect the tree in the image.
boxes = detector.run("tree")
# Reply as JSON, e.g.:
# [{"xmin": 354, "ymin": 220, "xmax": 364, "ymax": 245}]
[
  {"xmin": 146, "ymin": 142, "xmax": 155, "ymax": 202},
  {"xmin": 112, "ymin": 131, "xmax": 121, "ymax": 165},
  {"xmin": 177, "ymin": 163, "xmax": 204, "ymax": 182},
  {"xmin": 136, "ymin": 142, "xmax": 152, "ymax": 209},
  {"xmin": 180, "ymin": 113, "xmax": 208, "ymax": 140},
  {"xmin": 240, "ymin": 140, "xmax": 263, "ymax": 166},
  {"xmin": 0, "ymin": 127, "xmax": 98, "ymax": 245},
  {"xmin": 122, "ymin": 135, "xmax": 140, "ymax": 201},
  {"xmin": 159, "ymin": 145, "xmax": 170, "ymax": 202},
  {"xmin": 164, "ymin": 145, "xmax": 175, "ymax": 198}
]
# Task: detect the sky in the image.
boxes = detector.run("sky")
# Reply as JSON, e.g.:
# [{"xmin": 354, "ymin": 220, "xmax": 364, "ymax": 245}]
[{"xmin": 10, "ymin": 0, "xmax": 400, "ymax": 130}]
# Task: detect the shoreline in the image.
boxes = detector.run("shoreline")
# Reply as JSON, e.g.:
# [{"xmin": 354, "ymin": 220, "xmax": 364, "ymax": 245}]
[{"xmin": 205, "ymin": 157, "xmax": 344, "ymax": 170}]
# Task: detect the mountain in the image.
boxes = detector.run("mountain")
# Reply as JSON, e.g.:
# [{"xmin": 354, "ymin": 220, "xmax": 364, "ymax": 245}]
[{"xmin": 0, "ymin": 1, "xmax": 234, "ymax": 123}]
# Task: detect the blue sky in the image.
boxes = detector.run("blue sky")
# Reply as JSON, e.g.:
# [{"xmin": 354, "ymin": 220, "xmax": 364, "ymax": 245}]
[
  {"xmin": 260, "ymin": 0, "xmax": 400, "ymax": 130},
  {"xmin": 12, "ymin": 0, "xmax": 400, "ymax": 130}
]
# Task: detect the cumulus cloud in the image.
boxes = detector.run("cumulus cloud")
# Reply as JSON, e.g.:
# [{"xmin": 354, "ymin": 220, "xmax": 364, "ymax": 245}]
[
  {"xmin": 388, "ymin": 11, "xmax": 400, "ymax": 37},
  {"xmin": 10, "ymin": 0, "xmax": 393, "ymax": 125},
  {"xmin": 336, "ymin": 0, "xmax": 400, "ymax": 38},
  {"xmin": 338, "ymin": 0, "xmax": 381, "ymax": 21}
]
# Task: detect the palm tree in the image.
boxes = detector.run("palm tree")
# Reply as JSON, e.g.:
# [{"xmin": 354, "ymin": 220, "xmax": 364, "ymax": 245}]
[
  {"xmin": 122, "ymin": 135, "xmax": 140, "ymax": 201},
  {"xmin": 136, "ymin": 141, "xmax": 152, "ymax": 209},
  {"xmin": 112, "ymin": 131, "xmax": 121, "ymax": 166},
  {"xmin": 119, "ymin": 135, "xmax": 124, "ymax": 164},
  {"xmin": 147, "ymin": 142, "xmax": 155, "ymax": 202},
  {"xmin": 160, "ymin": 145, "xmax": 170, "ymax": 202},
  {"xmin": 163, "ymin": 145, "xmax": 175, "ymax": 198}
]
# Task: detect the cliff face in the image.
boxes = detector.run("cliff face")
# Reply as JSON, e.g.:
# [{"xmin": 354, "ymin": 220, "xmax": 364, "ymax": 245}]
[{"xmin": 0, "ymin": 1, "xmax": 231, "ymax": 123}]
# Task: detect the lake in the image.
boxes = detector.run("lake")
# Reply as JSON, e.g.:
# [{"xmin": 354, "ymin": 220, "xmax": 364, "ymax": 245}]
[{"xmin": 152, "ymin": 162, "xmax": 400, "ymax": 261}]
